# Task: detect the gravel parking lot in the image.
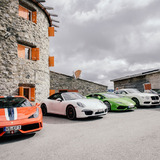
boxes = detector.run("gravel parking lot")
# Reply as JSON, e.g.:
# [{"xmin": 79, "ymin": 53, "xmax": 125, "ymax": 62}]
[{"xmin": 0, "ymin": 106, "xmax": 160, "ymax": 160}]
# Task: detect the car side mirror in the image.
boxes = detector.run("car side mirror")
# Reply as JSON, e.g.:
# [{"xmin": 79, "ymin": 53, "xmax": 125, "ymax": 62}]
[
  {"xmin": 36, "ymin": 103, "xmax": 40, "ymax": 106},
  {"xmin": 56, "ymin": 98, "xmax": 63, "ymax": 102}
]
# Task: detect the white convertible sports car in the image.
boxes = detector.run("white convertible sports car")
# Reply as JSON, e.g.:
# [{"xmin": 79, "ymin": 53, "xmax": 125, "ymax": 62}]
[
  {"xmin": 115, "ymin": 88, "xmax": 160, "ymax": 107},
  {"xmin": 41, "ymin": 92, "xmax": 108, "ymax": 120}
]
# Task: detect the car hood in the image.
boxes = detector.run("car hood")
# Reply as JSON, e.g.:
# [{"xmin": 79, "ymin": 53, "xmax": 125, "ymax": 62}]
[
  {"xmin": 107, "ymin": 98, "xmax": 135, "ymax": 105},
  {"xmin": 129, "ymin": 93, "xmax": 156, "ymax": 97},
  {"xmin": 72, "ymin": 99, "xmax": 106, "ymax": 109},
  {"xmin": 0, "ymin": 106, "xmax": 37, "ymax": 122}
]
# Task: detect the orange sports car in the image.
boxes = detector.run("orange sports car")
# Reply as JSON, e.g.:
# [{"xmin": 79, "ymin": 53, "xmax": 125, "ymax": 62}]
[{"xmin": 0, "ymin": 96, "xmax": 43, "ymax": 137}]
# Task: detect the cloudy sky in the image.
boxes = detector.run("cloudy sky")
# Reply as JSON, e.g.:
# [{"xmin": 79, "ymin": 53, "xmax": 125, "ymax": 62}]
[{"xmin": 45, "ymin": 0, "xmax": 160, "ymax": 88}]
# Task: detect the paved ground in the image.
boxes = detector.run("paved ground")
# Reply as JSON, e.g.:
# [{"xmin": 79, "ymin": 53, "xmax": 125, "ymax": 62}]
[{"xmin": 0, "ymin": 106, "xmax": 160, "ymax": 160}]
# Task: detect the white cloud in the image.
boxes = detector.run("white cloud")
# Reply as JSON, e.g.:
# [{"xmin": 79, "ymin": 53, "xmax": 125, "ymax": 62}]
[{"xmin": 46, "ymin": 0, "xmax": 160, "ymax": 87}]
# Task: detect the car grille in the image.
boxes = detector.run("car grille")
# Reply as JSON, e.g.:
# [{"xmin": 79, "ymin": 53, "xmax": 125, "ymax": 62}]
[
  {"xmin": 117, "ymin": 106, "xmax": 127, "ymax": 109},
  {"xmin": 152, "ymin": 102, "xmax": 159, "ymax": 104},
  {"xmin": 0, "ymin": 128, "xmax": 3, "ymax": 134},
  {"xmin": 151, "ymin": 96, "xmax": 159, "ymax": 100},
  {"xmin": 21, "ymin": 123, "xmax": 40, "ymax": 131},
  {"xmin": 84, "ymin": 111, "xmax": 93, "ymax": 115},
  {"xmin": 144, "ymin": 102, "xmax": 150, "ymax": 104},
  {"xmin": 95, "ymin": 111, "xmax": 104, "ymax": 114}
]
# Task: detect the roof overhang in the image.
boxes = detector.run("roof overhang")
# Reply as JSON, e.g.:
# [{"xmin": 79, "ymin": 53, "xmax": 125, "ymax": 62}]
[
  {"xmin": 111, "ymin": 69, "xmax": 160, "ymax": 82},
  {"xmin": 31, "ymin": 0, "xmax": 53, "ymax": 27}
]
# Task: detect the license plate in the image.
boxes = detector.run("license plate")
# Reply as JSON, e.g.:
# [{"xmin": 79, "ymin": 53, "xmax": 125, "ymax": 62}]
[{"xmin": 4, "ymin": 125, "xmax": 21, "ymax": 132}]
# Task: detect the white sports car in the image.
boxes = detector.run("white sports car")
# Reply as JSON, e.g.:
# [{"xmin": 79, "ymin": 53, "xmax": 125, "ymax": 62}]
[
  {"xmin": 41, "ymin": 92, "xmax": 108, "ymax": 120},
  {"xmin": 115, "ymin": 88, "xmax": 160, "ymax": 107}
]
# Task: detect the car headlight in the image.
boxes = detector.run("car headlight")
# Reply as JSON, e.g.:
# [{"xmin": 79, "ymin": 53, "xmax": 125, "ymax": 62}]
[
  {"xmin": 77, "ymin": 102, "xmax": 85, "ymax": 107},
  {"xmin": 141, "ymin": 96, "xmax": 149, "ymax": 99},
  {"xmin": 29, "ymin": 108, "xmax": 39, "ymax": 119}
]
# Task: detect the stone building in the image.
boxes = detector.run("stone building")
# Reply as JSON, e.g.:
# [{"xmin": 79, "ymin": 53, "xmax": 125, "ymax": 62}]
[
  {"xmin": 0, "ymin": 0, "xmax": 55, "ymax": 102},
  {"xmin": 111, "ymin": 69, "xmax": 160, "ymax": 92},
  {"xmin": 50, "ymin": 71, "xmax": 108, "ymax": 96}
]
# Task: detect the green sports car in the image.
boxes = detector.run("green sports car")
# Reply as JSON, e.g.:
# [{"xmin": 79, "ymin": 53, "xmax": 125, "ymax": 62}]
[{"xmin": 86, "ymin": 93, "xmax": 136, "ymax": 111}]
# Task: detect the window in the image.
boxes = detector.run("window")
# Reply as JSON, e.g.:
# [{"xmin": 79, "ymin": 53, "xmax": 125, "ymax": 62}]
[
  {"xmin": 115, "ymin": 90, "xmax": 121, "ymax": 94},
  {"xmin": 24, "ymin": 88, "xmax": 30, "ymax": 100},
  {"xmin": 48, "ymin": 93, "xmax": 63, "ymax": 100},
  {"xmin": 17, "ymin": 44, "xmax": 39, "ymax": 61},
  {"xmin": 121, "ymin": 91, "xmax": 127, "ymax": 94},
  {"xmin": 19, "ymin": 5, "xmax": 37, "ymax": 23},
  {"xmin": 92, "ymin": 94, "xmax": 103, "ymax": 99},
  {"xmin": 25, "ymin": 47, "xmax": 31, "ymax": 59},
  {"xmin": 87, "ymin": 94, "xmax": 94, "ymax": 98},
  {"xmin": 0, "ymin": 97, "xmax": 32, "ymax": 108},
  {"xmin": 62, "ymin": 92, "xmax": 84, "ymax": 101},
  {"xmin": 19, "ymin": 86, "xmax": 35, "ymax": 102}
]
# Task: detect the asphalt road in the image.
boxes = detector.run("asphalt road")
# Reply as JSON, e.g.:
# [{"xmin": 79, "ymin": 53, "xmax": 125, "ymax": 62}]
[{"xmin": 0, "ymin": 106, "xmax": 160, "ymax": 160}]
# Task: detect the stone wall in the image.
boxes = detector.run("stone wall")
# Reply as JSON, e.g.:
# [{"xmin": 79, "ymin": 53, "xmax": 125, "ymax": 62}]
[
  {"xmin": 113, "ymin": 72, "xmax": 160, "ymax": 92},
  {"xmin": 50, "ymin": 71, "xmax": 108, "ymax": 96},
  {"xmin": 0, "ymin": 0, "xmax": 50, "ymax": 102},
  {"xmin": 146, "ymin": 72, "xmax": 160, "ymax": 89}
]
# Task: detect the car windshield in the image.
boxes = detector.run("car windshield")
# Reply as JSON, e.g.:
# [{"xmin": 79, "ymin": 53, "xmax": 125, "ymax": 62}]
[
  {"xmin": 0, "ymin": 97, "xmax": 32, "ymax": 108},
  {"xmin": 126, "ymin": 89, "xmax": 141, "ymax": 93},
  {"xmin": 102, "ymin": 93, "xmax": 121, "ymax": 98},
  {"xmin": 151, "ymin": 90, "xmax": 158, "ymax": 94},
  {"xmin": 62, "ymin": 92, "xmax": 84, "ymax": 100}
]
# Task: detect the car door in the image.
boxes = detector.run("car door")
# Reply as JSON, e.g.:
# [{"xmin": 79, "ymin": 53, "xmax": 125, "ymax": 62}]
[{"xmin": 47, "ymin": 93, "xmax": 64, "ymax": 114}]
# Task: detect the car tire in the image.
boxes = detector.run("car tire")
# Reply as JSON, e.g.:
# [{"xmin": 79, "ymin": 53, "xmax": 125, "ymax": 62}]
[
  {"xmin": 132, "ymin": 98, "xmax": 140, "ymax": 107},
  {"xmin": 66, "ymin": 105, "xmax": 76, "ymax": 120},
  {"xmin": 41, "ymin": 103, "xmax": 47, "ymax": 116},
  {"xmin": 104, "ymin": 101, "xmax": 111, "ymax": 111}
]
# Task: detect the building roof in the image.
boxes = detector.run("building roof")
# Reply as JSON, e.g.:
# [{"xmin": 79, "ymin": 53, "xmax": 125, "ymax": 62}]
[
  {"xmin": 31, "ymin": 0, "xmax": 53, "ymax": 27},
  {"xmin": 111, "ymin": 69, "xmax": 160, "ymax": 82},
  {"xmin": 50, "ymin": 71, "xmax": 108, "ymax": 87}
]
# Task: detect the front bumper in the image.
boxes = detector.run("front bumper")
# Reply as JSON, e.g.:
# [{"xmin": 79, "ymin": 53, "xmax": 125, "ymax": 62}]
[
  {"xmin": 141, "ymin": 100, "xmax": 160, "ymax": 106},
  {"xmin": 116, "ymin": 105, "xmax": 136, "ymax": 111},
  {"xmin": 0, "ymin": 116, "xmax": 43, "ymax": 137},
  {"xmin": 76, "ymin": 108, "xmax": 107, "ymax": 118}
]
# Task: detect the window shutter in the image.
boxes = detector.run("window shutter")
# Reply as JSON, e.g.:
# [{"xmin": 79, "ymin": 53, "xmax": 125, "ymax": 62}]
[
  {"xmin": 18, "ymin": 44, "xmax": 25, "ymax": 59},
  {"xmin": 19, "ymin": 87, "xmax": 24, "ymax": 96},
  {"xmin": 49, "ymin": 56, "xmax": 54, "ymax": 67},
  {"xmin": 19, "ymin": 5, "xmax": 29, "ymax": 20},
  {"xmin": 32, "ymin": 48, "xmax": 39, "ymax": 61},
  {"xmin": 50, "ymin": 90, "xmax": 55, "ymax": 96},
  {"xmin": 36, "ymin": 49, "xmax": 40, "ymax": 60},
  {"xmin": 30, "ymin": 87, "xmax": 35, "ymax": 101},
  {"xmin": 48, "ymin": 27, "xmax": 54, "ymax": 37},
  {"xmin": 32, "ymin": 11, "xmax": 37, "ymax": 23}
]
